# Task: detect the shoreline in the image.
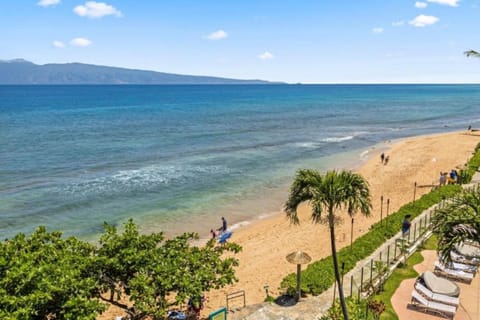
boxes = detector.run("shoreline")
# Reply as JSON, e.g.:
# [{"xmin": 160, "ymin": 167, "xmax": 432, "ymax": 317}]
[
  {"xmin": 217, "ymin": 129, "xmax": 475, "ymax": 243},
  {"xmin": 203, "ymin": 130, "xmax": 479, "ymax": 313},
  {"xmin": 99, "ymin": 129, "xmax": 479, "ymax": 319}
]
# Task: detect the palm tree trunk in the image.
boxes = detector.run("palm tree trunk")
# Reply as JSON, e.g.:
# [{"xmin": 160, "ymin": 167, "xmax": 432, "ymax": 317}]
[{"xmin": 329, "ymin": 209, "xmax": 349, "ymax": 320}]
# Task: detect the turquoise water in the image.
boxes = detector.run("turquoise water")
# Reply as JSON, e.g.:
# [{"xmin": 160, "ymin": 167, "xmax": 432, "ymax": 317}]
[{"xmin": 1, "ymin": 84, "xmax": 480, "ymax": 239}]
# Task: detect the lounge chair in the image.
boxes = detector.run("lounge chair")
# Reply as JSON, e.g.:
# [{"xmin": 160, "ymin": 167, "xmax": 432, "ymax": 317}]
[
  {"xmin": 456, "ymin": 243, "xmax": 480, "ymax": 258},
  {"xmin": 434, "ymin": 261, "xmax": 474, "ymax": 283},
  {"xmin": 450, "ymin": 261, "xmax": 477, "ymax": 274},
  {"xmin": 451, "ymin": 250, "xmax": 480, "ymax": 266},
  {"xmin": 414, "ymin": 282, "xmax": 459, "ymax": 306},
  {"xmin": 422, "ymin": 271, "xmax": 460, "ymax": 297},
  {"xmin": 410, "ymin": 290, "xmax": 456, "ymax": 319}
]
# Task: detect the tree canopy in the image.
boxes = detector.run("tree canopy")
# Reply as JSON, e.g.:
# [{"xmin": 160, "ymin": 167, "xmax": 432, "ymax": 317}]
[
  {"xmin": 0, "ymin": 220, "xmax": 241, "ymax": 320},
  {"xmin": 0, "ymin": 227, "xmax": 104, "ymax": 320}
]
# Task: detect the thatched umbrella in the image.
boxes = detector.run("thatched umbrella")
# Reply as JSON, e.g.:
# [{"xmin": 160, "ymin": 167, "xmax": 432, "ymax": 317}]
[{"xmin": 286, "ymin": 251, "xmax": 312, "ymax": 301}]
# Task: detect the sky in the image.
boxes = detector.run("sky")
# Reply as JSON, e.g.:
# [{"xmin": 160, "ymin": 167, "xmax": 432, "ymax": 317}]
[{"xmin": 1, "ymin": 0, "xmax": 479, "ymax": 83}]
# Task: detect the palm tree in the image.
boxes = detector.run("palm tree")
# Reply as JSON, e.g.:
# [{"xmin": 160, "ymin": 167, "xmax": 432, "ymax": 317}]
[
  {"xmin": 285, "ymin": 169, "xmax": 372, "ymax": 320},
  {"xmin": 465, "ymin": 50, "xmax": 480, "ymax": 58},
  {"xmin": 432, "ymin": 188, "xmax": 480, "ymax": 263}
]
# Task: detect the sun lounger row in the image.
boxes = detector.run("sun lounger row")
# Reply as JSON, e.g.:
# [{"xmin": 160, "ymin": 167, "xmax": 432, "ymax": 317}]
[
  {"xmin": 434, "ymin": 261, "xmax": 474, "ymax": 283},
  {"xmin": 436, "ymin": 259, "xmax": 477, "ymax": 275},
  {"xmin": 410, "ymin": 290, "xmax": 456, "ymax": 319},
  {"xmin": 451, "ymin": 250, "xmax": 480, "ymax": 266}
]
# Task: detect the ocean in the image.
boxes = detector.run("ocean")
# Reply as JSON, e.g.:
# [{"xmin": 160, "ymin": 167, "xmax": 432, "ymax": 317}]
[{"xmin": 1, "ymin": 84, "xmax": 480, "ymax": 240}]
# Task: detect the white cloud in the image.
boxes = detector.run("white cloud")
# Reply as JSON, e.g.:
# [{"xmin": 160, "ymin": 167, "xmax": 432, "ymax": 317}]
[
  {"xmin": 427, "ymin": 0, "xmax": 460, "ymax": 6},
  {"xmin": 205, "ymin": 30, "xmax": 228, "ymax": 40},
  {"xmin": 415, "ymin": 1, "xmax": 428, "ymax": 8},
  {"xmin": 372, "ymin": 27, "xmax": 384, "ymax": 34},
  {"xmin": 258, "ymin": 51, "xmax": 274, "ymax": 60},
  {"xmin": 74, "ymin": 1, "xmax": 122, "ymax": 18},
  {"xmin": 409, "ymin": 14, "xmax": 439, "ymax": 27},
  {"xmin": 70, "ymin": 37, "xmax": 92, "ymax": 47},
  {"xmin": 392, "ymin": 20, "xmax": 405, "ymax": 27},
  {"xmin": 37, "ymin": 0, "xmax": 60, "ymax": 7},
  {"xmin": 52, "ymin": 40, "xmax": 65, "ymax": 48}
]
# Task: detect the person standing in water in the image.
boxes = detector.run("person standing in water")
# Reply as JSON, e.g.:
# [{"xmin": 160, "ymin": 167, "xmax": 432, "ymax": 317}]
[{"xmin": 218, "ymin": 217, "xmax": 227, "ymax": 234}]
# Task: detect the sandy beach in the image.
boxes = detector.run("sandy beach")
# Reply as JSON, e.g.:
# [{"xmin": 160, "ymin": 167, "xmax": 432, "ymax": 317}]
[
  {"xmin": 202, "ymin": 130, "xmax": 480, "ymax": 314},
  {"xmin": 100, "ymin": 130, "xmax": 480, "ymax": 319}
]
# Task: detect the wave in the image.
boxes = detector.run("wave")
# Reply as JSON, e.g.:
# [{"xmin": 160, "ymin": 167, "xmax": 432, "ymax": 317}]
[
  {"xmin": 61, "ymin": 164, "xmax": 230, "ymax": 197},
  {"xmin": 295, "ymin": 142, "xmax": 321, "ymax": 148},
  {"xmin": 320, "ymin": 135, "xmax": 354, "ymax": 143},
  {"xmin": 359, "ymin": 150, "xmax": 369, "ymax": 158}
]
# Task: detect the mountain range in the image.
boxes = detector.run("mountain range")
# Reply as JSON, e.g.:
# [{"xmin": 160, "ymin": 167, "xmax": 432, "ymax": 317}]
[{"xmin": 0, "ymin": 59, "xmax": 272, "ymax": 85}]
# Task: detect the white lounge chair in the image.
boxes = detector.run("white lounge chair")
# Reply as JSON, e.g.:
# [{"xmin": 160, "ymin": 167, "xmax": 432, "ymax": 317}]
[
  {"xmin": 410, "ymin": 290, "xmax": 456, "ymax": 319},
  {"xmin": 456, "ymin": 243, "xmax": 480, "ymax": 258},
  {"xmin": 450, "ymin": 261, "xmax": 477, "ymax": 274},
  {"xmin": 434, "ymin": 261, "xmax": 474, "ymax": 283},
  {"xmin": 422, "ymin": 271, "xmax": 460, "ymax": 297},
  {"xmin": 414, "ymin": 282, "xmax": 459, "ymax": 306},
  {"xmin": 451, "ymin": 250, "xmax": 480, "ymax": 266}
]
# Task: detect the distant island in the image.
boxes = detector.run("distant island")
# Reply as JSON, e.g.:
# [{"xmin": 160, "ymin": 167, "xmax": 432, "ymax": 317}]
[{"xmin": 0, "ymin": 59, "xmax": 274, "ymax": 85}]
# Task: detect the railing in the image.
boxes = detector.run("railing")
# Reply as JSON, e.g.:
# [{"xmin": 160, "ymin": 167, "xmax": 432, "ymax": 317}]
[
  {"xmin": 346, "ymin": 202, "xmax": 441, "ymax": 299},
  {"xmin": 226, "ymin": 290, "xmax": 246, "ymax": 312},
  {"xmin": 345, "ymin": 183, "xmax": 479, "ymax": 299}
]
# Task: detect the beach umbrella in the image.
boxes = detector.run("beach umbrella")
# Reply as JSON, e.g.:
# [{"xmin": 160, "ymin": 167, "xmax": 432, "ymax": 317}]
[{"xmin": 286, "ymin": 251, "xmax": 312, "ymax": 301}]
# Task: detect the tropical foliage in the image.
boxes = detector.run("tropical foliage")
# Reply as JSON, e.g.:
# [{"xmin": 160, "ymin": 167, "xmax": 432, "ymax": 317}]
[
  {"xmin": 0, "ymin": 227, "xmax": 105, "ymax": 320},
  {"xmin": 432, "ymin": 187, "xmax": 480, "ymax": 263},
  {"xmin": 97, "ymin": 220, "xmax": 241, "ymax": 320},
  {"xmin": 319, "ymin": 298, "xmax": 385, "ymax": 320},
  {"xmin": 285, "ymin": 169, "xmax": 372, "ymax": 320},
  {"xmin": 281, "ymin": 184, "xmax": 461, "ymax": 296},
  {"xmin": 0, "ymin": 220, "xmax": 241, "ymax": 320}
]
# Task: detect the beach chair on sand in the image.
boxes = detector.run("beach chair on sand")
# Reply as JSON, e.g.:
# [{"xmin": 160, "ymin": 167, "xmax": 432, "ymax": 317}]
[
  {"xmin": 434, "ymin": 261, "xmax": 474, "ymax": 283},
  {"xmin": 410, "ymin": 290, "xmax": 456, "ymax": 319},
  {"xmin": 414, "ymin": 282, "xmax": 460, "ymax": 306}
]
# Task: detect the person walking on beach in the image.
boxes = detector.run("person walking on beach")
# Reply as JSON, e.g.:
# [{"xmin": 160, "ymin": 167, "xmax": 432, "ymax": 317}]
[
  {"xmin": 380, "ymin": 152, "xmax": 385, "ymax": 164},
  {"xmin": 384, "ymin": 155, "xmax": 389, "ymax": 165},
  {"xmin": 218, "ymin": 217, "xmax": 227, "ymax": 234}
]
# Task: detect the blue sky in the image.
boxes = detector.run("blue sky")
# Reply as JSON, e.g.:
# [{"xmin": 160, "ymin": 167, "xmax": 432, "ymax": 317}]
[{"xmin": 1, "ymin": 0, "xmax": 479, "ymax": 83}]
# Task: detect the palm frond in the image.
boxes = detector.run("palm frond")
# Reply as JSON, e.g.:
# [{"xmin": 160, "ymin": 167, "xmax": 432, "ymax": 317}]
[
  {"xmin": 432, "ymin": 188, "xmax": 480, "ymax": 262},
  {"xmin": 285, "ymin": 169, "xmax": 323, "ymax": 224},
  {"xmin": 465, "ymin": 50, "xmax": 480, "ymax": 58}
]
